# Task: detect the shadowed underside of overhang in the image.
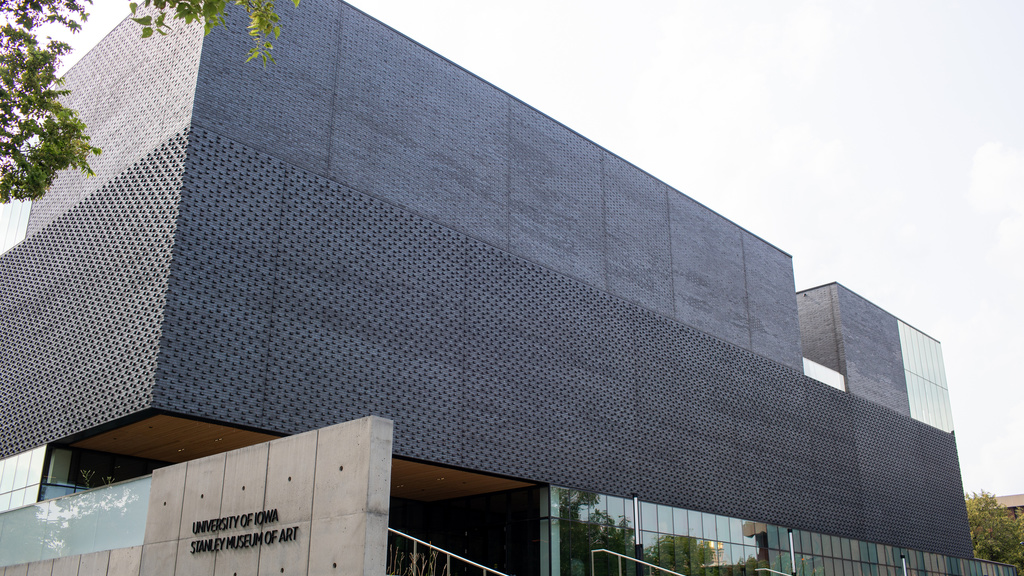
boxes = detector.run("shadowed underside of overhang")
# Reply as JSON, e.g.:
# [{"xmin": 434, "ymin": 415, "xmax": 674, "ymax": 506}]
[{"xmin": 69, "ymin": 414, "xmax": 533, "ymax": 502}]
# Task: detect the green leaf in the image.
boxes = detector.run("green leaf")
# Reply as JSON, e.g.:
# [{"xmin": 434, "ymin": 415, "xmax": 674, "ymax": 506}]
[
  {"xmin": 140, "ymin": 26, "xmax": 152, "ymax": 38},
  {"xmin": 130, "ymin": 15, "xmax": 152, "ymax": 25},
  {"xmin": 129, "ymin": 2, "xmax": 138, "ymax": 14}
]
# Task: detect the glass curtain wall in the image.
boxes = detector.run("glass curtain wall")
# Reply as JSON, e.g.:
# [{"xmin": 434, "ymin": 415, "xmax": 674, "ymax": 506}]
[
  {"xmin": 388, "ymin": 486, "xmax": 544, "ymax": 576},
  {"xmin": 0, "ymin": 447, "xmax": 46, "ymax": 512},
  {"xmin": 898, "ymin": 321, "xmax": 954, "ymax": 432},
  {"xmin": 545, "ymin": 488, "xmax": 1015, "ymax": 576}
]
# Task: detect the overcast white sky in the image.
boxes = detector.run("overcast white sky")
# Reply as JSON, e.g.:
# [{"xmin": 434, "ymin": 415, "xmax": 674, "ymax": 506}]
[{"xmin": 49, "ymin": 0, "xmax": 1024, "ymax": 497}]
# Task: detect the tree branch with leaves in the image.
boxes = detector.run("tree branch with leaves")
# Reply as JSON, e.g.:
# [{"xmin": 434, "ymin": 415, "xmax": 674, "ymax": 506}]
[
  {"xmin": 966, "ymin": 491, "xmax": 1024, "ymax": 574},
  {"xmin": 0, "ymin": 0, "xmax": 99, "ymax": 203},
  {"xmin": 0, "ymin": 0, "xmax": 296, "ymax": 204},
  {"xmin": 129, "ymin": 0, "xmax": 299, "ymax": 65}
]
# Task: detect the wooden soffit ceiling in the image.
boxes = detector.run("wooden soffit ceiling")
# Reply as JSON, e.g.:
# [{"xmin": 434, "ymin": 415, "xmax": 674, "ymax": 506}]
[
  {"xmin": 391, "ymin": 459, "xmax": 534, "ymax": 502},
  {"xmin": 72, "ymin": 415, "xmax": 535, "ymax": 501},
  {"xmin": 71, "ymin": 414, "xmax": 280, "ymax": 463}
]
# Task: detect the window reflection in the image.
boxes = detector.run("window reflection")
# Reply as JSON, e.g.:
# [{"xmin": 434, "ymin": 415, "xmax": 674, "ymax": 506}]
[
  {"xmin": 0, "ymin": 476, "xmax": 149, "ymax": 567},
  {"xmin": 899, "ymin": 321, "xmax": 953, "ymax": 432},
  {"xmin": 544, "ymin": 488, "xmax": 1009, "ymax": 576}
]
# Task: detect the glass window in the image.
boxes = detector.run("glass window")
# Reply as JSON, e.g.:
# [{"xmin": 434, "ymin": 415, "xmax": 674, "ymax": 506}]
[
  {"xmin": 821, "ymin": 533, "xmax": 833, "ymax": 558},
  {"xmin": 27, "ymin": 448, "xmax": 45, "ymax": 487},
  {"xmin": 641, "ymin": 502, "xmax": 658, "ymax": 532},
  {"xmin": 658, "ymin": 505, "xmax": 673, "ymax": 534},
  {"xmin": 659, "ymin": 534, "xmax": 675, "ymax": 569},
  {"xmin": 800, "ymin": 531, "xmax": 812, "ymax": 555},
  {"xmin": 674, "ymin": 508, "xmax": 688, "ymax": 537},
  {"xmin": 702, "ymin": 513, "xmax": 717, "ymax": 541},
  {"xmin": 730, "ymin": 518, "xmax": 743, "ymax": 545},
  {"xmin": 12, "ymin": 453, "xmax": 30, "ymax": 490},
  {"xmin": 746, "ymin": 552, "xmax": 759, "ymax": 576},
  {"xmin": 596, "ymin": 494, "xmax": 609, "ymax": 520},
  {"xmin": 720, "ymin": 543, "xmax": 733, "ymax": 567},
  {"xmin": 691, "ymin": 538, "xmax": 707, "ymax": 576},
  {"xmin": 578, "ymin": 492, "xmax": 592, "ymax": 522},
  {"xmin": 796, "ymin": 556, "xmax": 812, "ymax": 576},
  {"xmin": 689, "ymin": 510, "xmax": 703, "ymax": 539},
  {"xmin": 676, "ymin": 536, "xmax": 691, "ymax": 572},
  {"xmin": 717, "ymin": 516, "xmax": 731, "ymax": 544},
  {"xmin": 0, "ymin": 459, "xmax": 10, "ymax": 493},
  {"xmin": 9, "ymin": 487, "xmax": 27, "ymax": 509},
  {"xmin": 607, "ymin": 496, "xmax": 625, "ymax": 526},
  {"xmin": 0, "ymin": 200, "xmax": 31, "ymax": 255}
]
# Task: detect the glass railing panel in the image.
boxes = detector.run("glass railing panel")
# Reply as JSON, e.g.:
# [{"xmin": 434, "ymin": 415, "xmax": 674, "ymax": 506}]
[{"xmin": 0, "ymin": 475, "xmax": 150, "ymax": 567}]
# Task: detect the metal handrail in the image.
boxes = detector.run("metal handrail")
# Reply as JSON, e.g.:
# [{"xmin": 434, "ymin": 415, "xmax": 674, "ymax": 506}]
[
  {"xmin": 388, "ymin": 527, "xmax": 512, "ymax": 576},
  {"xmin": 591, "ymin": 548, "xmax": 689, "ymax": 576}
]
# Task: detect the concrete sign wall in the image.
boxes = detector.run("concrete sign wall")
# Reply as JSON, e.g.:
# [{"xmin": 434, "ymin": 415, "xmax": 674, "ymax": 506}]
[{"xmin": 1, "ymin": 416, "xmax": 393, "ymax": 576}]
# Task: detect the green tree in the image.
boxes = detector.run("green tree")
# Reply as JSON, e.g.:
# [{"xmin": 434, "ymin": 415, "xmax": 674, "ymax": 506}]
[
  {"xmin": 0, "ymin": 0, "xmax": 99, "ymax": 203},
  {"xmin": 0, "ymin": 0, "xmax": 296, "ymax": 204},
  {"xmin": 965, "ymin": 491, "xmax": 1024, "ymax": 573},
  {"xmin": 555, "ymin": 490, "xmax": 636, "ymax": 576}
]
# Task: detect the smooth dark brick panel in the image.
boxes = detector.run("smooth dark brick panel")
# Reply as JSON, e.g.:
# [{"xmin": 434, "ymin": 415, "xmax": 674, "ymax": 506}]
[
  {"xmin": 184, "ymin": 1, "xmax": 803, "ymax": 368},
  {"xmin": 190, "ymin": 0, "xmax": 340, "ymax": 174},
  {"xmin": 798, "ymin": 284, "xmax": 844, "ymax": 373},
  {"xmin": 508, "ymin": 99, "xmax": 605, "ymax": 288},
  {"xmin": 668, "ymin": 191, "xmax": 749, "ymax": 348},
  {"xmin": 742, "ymin": 231, "xmax": 803, "ymax": 365},
  {"xmin": 331, "ymin": 8, "xmax": 510, "ymax": 248},
  {"xmin": 835, "ymin": 285, "xmax": 911, "ymax": 417},
  {"xmin": 149, "ymin": 130, "xmax": 970, "ymax": 558},
  {"xmin": 602, "ymin": 154, "xmax": 674, "ymax": 317}
]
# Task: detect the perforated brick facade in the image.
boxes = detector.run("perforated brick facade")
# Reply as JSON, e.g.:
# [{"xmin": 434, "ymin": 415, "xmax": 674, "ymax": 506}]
[{"xmin": 0, "ymin": 0, "xmax": 970, "ymax": 561}]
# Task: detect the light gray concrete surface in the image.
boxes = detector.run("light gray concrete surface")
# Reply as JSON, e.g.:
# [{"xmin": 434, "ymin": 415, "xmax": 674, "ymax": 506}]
[
  {"xmin": 177, "ymin": 454, "xmax": 227, "ymax": 541},
  {"xmin": 138, "ymin": 541, "xmax": 177, "ymax": 576},
  {"xmin": 25, "ymin": 559, "xmax": 52, "ymax": 576},
  {"xmin": 8, "ymin": 416, "xmax": 393, "ymax": 576},
  {"xmin": 143, "ymin": 465, "xmax": 186, "ymax": 545},
  {"xmin": 77, "ymin": 552, "xmax": 108, "ymax": 576},
  {"xmin": 106, "ymin": 548, "xmax": 141, "ymax": 576},
  {"xmin": 51, "ymin": 555, "xmax": 79, "ymax": 576}
]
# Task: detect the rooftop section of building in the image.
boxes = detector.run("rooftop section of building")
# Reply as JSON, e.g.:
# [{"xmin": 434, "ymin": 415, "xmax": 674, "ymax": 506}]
[
  {"xmin": 0, "ymin": 0, "xmax": 973, "ymax": 561},
  {"xmin": 797, "ymin": 282, "xmax": 954, "ymax": 432}
]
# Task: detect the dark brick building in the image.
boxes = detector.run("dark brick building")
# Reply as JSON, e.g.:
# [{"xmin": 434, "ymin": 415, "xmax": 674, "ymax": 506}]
[{"xmin": 0, "ymin": 3, "xmax": 1003, "ymax": 576}]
